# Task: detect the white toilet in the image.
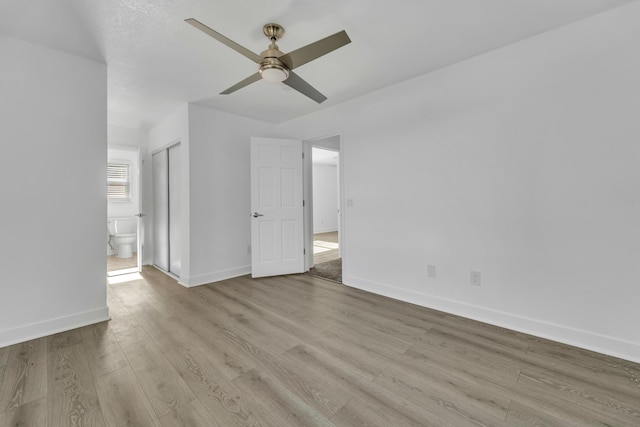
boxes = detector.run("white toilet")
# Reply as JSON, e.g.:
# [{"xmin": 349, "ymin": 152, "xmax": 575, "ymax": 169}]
[{"xmin": 111, "ymin": 218, "xmax": 137, "ymax": 259}]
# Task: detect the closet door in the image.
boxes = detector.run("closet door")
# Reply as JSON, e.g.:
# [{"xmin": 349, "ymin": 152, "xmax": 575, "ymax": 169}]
[
  {"xmin": 152, "ymin": 150, "xmax": 169, "ymax": 272},
  {"xmin": 168, "ymin": 144, "xmax": 181, "ymax": 275}
]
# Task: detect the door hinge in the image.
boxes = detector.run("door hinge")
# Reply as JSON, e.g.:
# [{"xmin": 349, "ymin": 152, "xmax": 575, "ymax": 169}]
[
  {"xmin": 302, "ymin": 152, "xmax": 305, "ymax": 159},
  {"xmin": 304, "ymin": 248, "xmax": 306, "ymax": 254},
  {"xmin": 303, "ymin": 200, "xmax": 305, "ymax": 207}
]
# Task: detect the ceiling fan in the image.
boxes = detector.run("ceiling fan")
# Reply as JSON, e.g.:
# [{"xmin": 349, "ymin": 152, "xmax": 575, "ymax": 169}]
[{"xmin": 185, "ymin": 18, "xmax": 351, "ymax": 103}]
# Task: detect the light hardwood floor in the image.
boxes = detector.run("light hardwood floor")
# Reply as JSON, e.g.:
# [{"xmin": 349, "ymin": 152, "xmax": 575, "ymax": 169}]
[
  {"xmin": 1, "ymin": 266, "xmax": 639, "ymax": 426},
  {"xmin": 107, "ymin": 254, "xmax": 137, "ymax": 272},
  {"xmin": 313, "ymin": 231, "xmax": 340, "ymax": 264}
]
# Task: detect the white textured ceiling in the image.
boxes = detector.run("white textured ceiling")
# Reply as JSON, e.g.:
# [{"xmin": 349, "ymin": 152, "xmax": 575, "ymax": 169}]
[
  {"xmin": 313, "ymin": 147, "xmax": 339, "ymax": 166},
  {"xmin": 1, "ymin": 0, "xmax": 636, "ymax": 129}
]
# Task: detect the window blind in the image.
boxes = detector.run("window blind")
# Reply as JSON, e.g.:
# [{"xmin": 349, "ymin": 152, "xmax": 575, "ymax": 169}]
[{"xmin": 107, "ymin": 163, "xmax": 131, "ymax": 201}]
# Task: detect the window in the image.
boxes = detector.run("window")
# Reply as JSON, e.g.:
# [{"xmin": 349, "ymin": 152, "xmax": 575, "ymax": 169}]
[{"xmin": 107, "ymin": 162, "xmax": 131, "ymax": 201}]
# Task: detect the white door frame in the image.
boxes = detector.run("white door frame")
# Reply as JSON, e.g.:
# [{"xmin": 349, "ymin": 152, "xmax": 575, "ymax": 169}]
[
  {"xmin": 302, "ymin": 134, "xmax": 345, "ymax": 273},
  {"xmin": 136, "ymin": 145, "xmax": 144, "ymax": 273}
]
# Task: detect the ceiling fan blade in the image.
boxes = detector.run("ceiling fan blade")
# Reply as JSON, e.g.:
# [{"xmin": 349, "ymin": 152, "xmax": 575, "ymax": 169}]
[
  {"xmin": 279, "ymin": 30, "xmax": 351, "ymax": 70},
  {"xmin": 284, "ymin": 71, "xmax": 327, "ymax": 103},
  {"xmin": 185, "ymin": 18, "xmax": 262, "ymax": 64},
  {"xmin": 220, "ymin": 72, "xmax": 262, "ymax": 95}
]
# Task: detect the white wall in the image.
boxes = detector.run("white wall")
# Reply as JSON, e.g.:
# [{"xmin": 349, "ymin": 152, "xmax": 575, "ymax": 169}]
[
  {"xmin": 146, "ymin": 103, "xmax": 276, "ymax": 286},
  {"xmin": 186, "ymin": 104, "xmax": 276, "ymax": 286},
  {"xmin": 108, "ymin": 124, "xmax": 145, "ymax": 149},
  {"xmin": 0, "ymin": 34, "xmax": 109, "ymax": 346},
  {"xmin": 313, "ymin": 163, "xmax": 339, "ymax": 233},
  {"xmin": 278, "ymin": 3, "xmax": 640, "ymax": 362},
  {"xmin": 314, "ymin": 135, "xmax": 340, "ymax": 151}
]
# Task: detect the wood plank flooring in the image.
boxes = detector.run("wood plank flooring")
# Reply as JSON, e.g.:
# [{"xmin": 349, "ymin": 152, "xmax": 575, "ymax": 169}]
[
  {"xmin": 1, "ymin": 266, "xmax": 639, "ymax": 426},
  {"xmin": 107, "ymin": 254, "xmax": 137, "ymax": 273}
]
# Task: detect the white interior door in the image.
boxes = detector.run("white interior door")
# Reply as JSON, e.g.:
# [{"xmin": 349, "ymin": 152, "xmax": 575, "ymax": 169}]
[{"xmin": 251, "ymin": 137, "xmax": 304, "ymax": 278}]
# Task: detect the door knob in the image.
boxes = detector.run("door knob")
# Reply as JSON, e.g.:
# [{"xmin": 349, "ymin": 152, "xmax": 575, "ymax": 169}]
[{"xmin": 252, "ymin": 212, "xmax": 264, "ymax": 218}]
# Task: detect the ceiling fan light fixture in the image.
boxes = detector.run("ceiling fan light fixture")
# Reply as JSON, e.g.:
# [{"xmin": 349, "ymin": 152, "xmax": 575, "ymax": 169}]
[{"xmin": 259, "ymin": 64, "xmax": 289, "ymax": 82}]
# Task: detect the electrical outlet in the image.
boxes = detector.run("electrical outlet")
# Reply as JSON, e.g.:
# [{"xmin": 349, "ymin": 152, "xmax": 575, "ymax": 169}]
[
  {"xmin": 427, "ymin": 265, "xmax": 436, "ymax": 278},
  {"xmin": 470, "ymin": 271, "xmax": 481, "ymax": 286}
]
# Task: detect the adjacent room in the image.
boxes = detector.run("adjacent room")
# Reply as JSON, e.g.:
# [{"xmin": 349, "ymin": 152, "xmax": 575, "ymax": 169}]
[
  {"xmin": 107, "ymin": 146, "xmax": 141, "ymax": 276},
  {"xmin": 309, "ymin": 144, "xmax": 342, "ymax": 282},
  {"xmin": 1, "ymin": 0, "xmax": 640, "ymax": 425}
]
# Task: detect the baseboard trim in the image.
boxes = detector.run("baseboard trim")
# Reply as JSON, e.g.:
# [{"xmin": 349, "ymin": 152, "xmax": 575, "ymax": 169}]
[
  {"xmin": 0, "ymin": 306, "xmax": 110, "ymax": 348},
  {"xmin": 344, "ymin": 275, "xmax": 640, "ymax": 364},
  {"xmin": 180, "ymin": 265, "xmax": 251, "ymax": 288}
]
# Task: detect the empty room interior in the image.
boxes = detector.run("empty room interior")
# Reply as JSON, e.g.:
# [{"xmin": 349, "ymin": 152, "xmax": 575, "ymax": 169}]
[{"xmin": 1, "ymin": 0, "xmax": 640, "ymax": 425}]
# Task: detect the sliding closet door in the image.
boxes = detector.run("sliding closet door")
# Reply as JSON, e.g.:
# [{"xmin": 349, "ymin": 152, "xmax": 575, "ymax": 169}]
[
  {"xmin": 168, "ymin": 144, "xmax": 181, "ymax": 275},
  {"xmin": 152, "ymin": 150, "xmax": 169, "ymax": 272}
]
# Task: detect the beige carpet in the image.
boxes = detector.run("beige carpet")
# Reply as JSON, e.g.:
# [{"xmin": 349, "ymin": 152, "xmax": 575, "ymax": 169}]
[
  {"xmin": 308, "ymin": 258, "xmax": 342, "ymax": 283},
  {"xmin": 311, "ymin": 231, "xmax": 341, "ymax": 282}
]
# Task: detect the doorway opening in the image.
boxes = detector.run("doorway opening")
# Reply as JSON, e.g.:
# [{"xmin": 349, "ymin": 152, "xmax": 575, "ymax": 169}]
[
  {"xmin": 107, "ymin": 145, "xmax": 142, "ymax": 277},
  {"xmin": 305, "ymin": 136, "xmax": 343, "ymax": 283}
]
